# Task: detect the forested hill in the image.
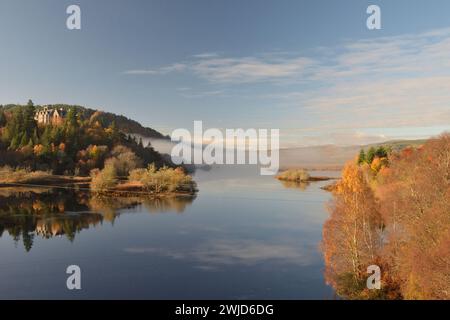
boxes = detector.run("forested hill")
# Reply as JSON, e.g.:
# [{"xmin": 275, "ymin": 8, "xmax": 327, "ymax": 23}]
[
  {"xmin": 0, "ymin": 103, "xmax": 168, "ymax": 139},
  {"xmin": 0, "ymin": 102, "xmax": 173, "ymax": 175}
]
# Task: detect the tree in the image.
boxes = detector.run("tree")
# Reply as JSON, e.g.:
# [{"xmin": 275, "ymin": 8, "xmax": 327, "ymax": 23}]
[
  {"xmin": 357, "ymin": 149, "xmax": 366, "ymax": 165},
  {"xmin": 375, "ymin": 146, "xmax": 388, "ymax": 159},
  {"xmin": 105, "ymin": 145, "xmax": 142, "ymax": 177},
  {"xmin": 23, "ymin": 100, "xmax": 36, "ymax": 138},
  {"xmin": 324, "ymin": 134, "xmax": 450, "ymax": 300},
  {"xmin": 90, "ymin": 163, "xmax": 118, "ymax": 193},
  {"xmin": 65, "ymin": 107, "xmax": 78, "ymax": 129},
  {"xmin": 0, "ymin": 110, "xmax": 6, "ymax": 127},
  {"xmin": 322, "ymin": 162, "xmax": 383, "ymax": 299},
  {"xmin": 19, "ymin": 132, "xmax": 28, "ymax": 147},
  {"xmin": 377, "ymin": 133, "xmax": 450, "ymax": 299},
  {"xmin": 366, "ymin": 147, "xmax": 376, "ymax": 164}
]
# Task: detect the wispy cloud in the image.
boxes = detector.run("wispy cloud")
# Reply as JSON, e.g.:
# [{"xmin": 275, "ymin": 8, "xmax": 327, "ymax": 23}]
[
  {"xmin": 124, "ymin": 54, "xmax": 315, "ymax": 83},
  {"xmin": 124, "ymin": 27, "xmax": 450, "ymax": 145},
  {"xmin": 124, "ymin": 62, "xmax": 187, "ymax": 75},
  {"xmin": 189, "ymin": 56, "xmax": 315, "ymax": 83}
]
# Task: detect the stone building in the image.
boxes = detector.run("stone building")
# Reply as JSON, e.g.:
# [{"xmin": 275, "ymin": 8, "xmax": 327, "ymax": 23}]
[{"xmin": 34, "ymin": 106, "xmax": 66, "ymax": 125}]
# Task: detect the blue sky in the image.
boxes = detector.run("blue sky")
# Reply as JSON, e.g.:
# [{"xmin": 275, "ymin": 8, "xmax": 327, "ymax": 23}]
[{"xmin": 1, "ymin": 0, "xmax": 450, "ymax": 146}]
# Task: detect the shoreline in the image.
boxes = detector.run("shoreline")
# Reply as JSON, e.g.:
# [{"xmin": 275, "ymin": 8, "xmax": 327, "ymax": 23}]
[
  {"xmin": 0, "ymin": 174, "xmax": 198, "ymax": 198},
  {"xmin": 276, "ymin": 175, "xmax": 338, "ymax": 183}
]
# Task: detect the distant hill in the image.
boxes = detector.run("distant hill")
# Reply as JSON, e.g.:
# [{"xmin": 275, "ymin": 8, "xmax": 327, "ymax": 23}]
[
  {"xmin": 0, "ymin": 103, "xmax": 168, "ymax": 139},
  {"xmin": 280, "ymin": 139, "xmax": 427, "ymax": 170},
  {"xmin": 365, "ymin": 139, "xmax": 427, "ymax": 152}
]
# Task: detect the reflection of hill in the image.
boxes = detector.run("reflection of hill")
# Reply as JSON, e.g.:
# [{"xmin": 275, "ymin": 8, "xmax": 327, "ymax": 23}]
[{"xmin": 0, "ymin": 188, "xmax": 195, "ymax": 251}]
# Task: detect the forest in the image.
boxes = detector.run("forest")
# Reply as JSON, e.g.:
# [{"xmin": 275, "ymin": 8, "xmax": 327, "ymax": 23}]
[{"xmin": 321, "ymin": 133, "xmax": 450, "ymax": 299}]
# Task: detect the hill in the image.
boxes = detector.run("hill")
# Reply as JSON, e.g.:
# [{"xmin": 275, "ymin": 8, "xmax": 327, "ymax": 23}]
[
  {"xmin": 279, "ymin": 139, "xmax": 427, "ymax": 170},
  {"xmin": 0, "ymin": 103, "xmax": 168, "ymax": 139},
  {"xmin": 0, "ymin": 102, "xmax": 174, "ymax": 175}
]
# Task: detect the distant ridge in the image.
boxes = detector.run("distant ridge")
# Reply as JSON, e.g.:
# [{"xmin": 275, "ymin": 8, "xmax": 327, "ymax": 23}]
[
  {"xmin": 365, "ymin": 139, "xmax": 427, "ymax": 151},
  {"xmin": 279, "ymin": 138, "xmax": 428, "ymax": 170}
]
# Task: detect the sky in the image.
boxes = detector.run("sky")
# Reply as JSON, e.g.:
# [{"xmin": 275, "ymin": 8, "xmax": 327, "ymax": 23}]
[{"xmin": 1, "ymin": 0, "xmax": 450, "ymax": 147}]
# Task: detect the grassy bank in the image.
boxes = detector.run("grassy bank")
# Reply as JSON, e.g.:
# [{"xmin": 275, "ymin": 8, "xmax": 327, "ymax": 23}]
[{"xmin": 0, "ymin": 166, "xmax": 90, "ymax": 185}]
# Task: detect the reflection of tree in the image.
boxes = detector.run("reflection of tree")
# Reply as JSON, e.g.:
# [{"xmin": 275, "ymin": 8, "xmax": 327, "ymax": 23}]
[
  {"xmin": 89, "ymin": 196, "xmax": 141, "ymax": 222},
  {"xmin": 278, "ymin": 180, "xmax": 310, "ymax": 191},
  {"xmin": 142, "ymin": 196, "xmax": 195, "ymax": 214},
  {"xmin": 0, "ymin": 190, "xmax": 103, "ymax": 251},
  {"xmin": 0, "ymin": 188, "xmax": 196, "ymax": 251}
]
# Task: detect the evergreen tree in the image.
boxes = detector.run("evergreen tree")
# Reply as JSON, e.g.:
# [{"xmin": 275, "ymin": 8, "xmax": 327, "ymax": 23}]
[
  {"xmin": 65, "ymin": 107, "xmax": 78, "ymax": 129},
  {"xmin": 23, "ymin": 101, "xmax": 36, "ymax": 137},
  {"xmin": 366, "ymin": 147, "xmax": 376, "ymax": 164},
  {"xmin": 357, "ymin": 149, "xmax": 366, "ymax": 165},
  {"xmin": 20, "ymin": 132, "xmax": 28, "ymax": 147},
  {"xmin": 9, "ymin": 135, "xmax": 19, "ymax": 150},
  {"xmin": 0, "ymin": 110, "xmax": 6, "ymax": 127},
  {"xmin": 375, "ymin": 146, "xmax": 388, "ymax": 158}
]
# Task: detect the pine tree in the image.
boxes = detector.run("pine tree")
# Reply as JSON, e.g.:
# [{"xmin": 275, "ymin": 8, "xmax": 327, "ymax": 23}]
[
  {"xmin": 20, "ymin": 132, "xmax": 28, "ymax": 147},
  {"xmin": 366, "ymin": 147, "xmax": 376, "ymax": 164},
  {"xmin": 23, "ymin": 101, "xmax": 36, "ymax": 137},
  {"xmin": 375, "ymin": 146, "xmax": 388, "ymax": 158},
  {"xmin": 0, "ymin": 110, "xmax": 6, "ymax": 127},
  {"xmin": 9, "ymin": 135, "xmax": 19, "ymax": 150},
  {"xmin": 357, "ymin": 149, "xmax": 366, "ymax": 165},
  {"xmin": 65, "ymin": 107, "xmax": 78, "ymax": 129}
]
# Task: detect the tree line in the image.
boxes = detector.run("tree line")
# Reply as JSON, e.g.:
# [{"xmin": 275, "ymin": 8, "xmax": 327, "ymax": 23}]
[{"xmin": 321, "ymin": 134, "xmax": 449, "ymax": 299}]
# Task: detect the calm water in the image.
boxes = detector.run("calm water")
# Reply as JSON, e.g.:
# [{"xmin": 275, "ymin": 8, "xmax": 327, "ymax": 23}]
[{"xmin": 0, "ymin": 166, "xmax": 337, "ymax": 299}]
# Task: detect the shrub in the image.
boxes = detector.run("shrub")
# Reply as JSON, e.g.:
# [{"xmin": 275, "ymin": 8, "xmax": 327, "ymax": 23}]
[
  {"xmin": 129, "ymin": 164, "xmax": 196, "ymax": 194},
  {"xmin": 90, "ymin": 163, "xmax": 117, "ymax": 193},
  {"xmin": 276, "ymin": 169, "xmax": 310, "ymax": 182},
  {"xmin": 104, "ymin": 146, "xmax": 142, "ymax": 177}
]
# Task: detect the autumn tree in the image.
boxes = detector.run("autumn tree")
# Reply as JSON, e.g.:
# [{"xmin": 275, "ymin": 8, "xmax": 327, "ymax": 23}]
[
  {"xmin": 324, "ymin": 134, "xmax": 450, "ymax": 300},
  {"xmin": 322, "ymin": 162, "xmax": 383, "ymax": 299},
  {"xmin": 377, "ymin": 133, "xmax": 450, "ymax": 299}
]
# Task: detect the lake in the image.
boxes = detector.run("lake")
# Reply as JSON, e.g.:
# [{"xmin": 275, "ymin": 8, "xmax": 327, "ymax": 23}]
[{"xmin": 0, "ymin": 165, "xmax": 337, "ymax": 299}]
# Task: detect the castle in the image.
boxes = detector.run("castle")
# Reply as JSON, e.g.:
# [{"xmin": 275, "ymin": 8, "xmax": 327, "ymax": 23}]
[{"xmin": 34, "ymin": 106, "xmax": 66, "ymax": 125}]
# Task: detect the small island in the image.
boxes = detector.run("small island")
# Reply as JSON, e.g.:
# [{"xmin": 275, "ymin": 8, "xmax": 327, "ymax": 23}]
[{"xmin": 276, "ymin": 168, "xmax": 335, "ymax": 183}]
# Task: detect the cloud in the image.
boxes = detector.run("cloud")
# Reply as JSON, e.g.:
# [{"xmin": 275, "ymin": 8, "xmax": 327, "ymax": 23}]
[
  {"xmin": 189, "ymin": 56, "xmax": 315, "ymax": 83},
  {"xmin": 123, "ymin": 69, "xmax": 160, "ymax": 75},
  {"xmin": 124, "ymin": 54, "xmax": 315, "ymax": 83},
  {"xmin": 311, "ymin": 27, "xmax": 450, "ymax": 82},
  {"xmin": 275, "ymin": 27, "xmax": 450, "ymax": 142},
  {"xmin": 125, "ymin": 27, "xmax": 450, "ymax": 86},
  {"xmin": 124, "ymin": 27, "xmax": 450, "ymax": 145},
  {"xmin": 124, "ymin": 63, "xmax": 187, "ymax": 75}
]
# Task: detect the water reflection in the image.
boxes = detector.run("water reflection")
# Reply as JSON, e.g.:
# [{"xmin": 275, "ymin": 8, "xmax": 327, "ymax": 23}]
[
  {"xmin": 0, "ymin": 187, "xmax": 195, "ymax": 251},
  {"xmin": 278, "ymin": 180, "xmax": 310, "ymax": 191}
]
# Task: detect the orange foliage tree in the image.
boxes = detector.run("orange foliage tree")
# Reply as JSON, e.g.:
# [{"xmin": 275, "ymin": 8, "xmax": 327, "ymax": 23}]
[{"xmin": 322, "ymin": 133, "xmax": 450, "ymax": 299}]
